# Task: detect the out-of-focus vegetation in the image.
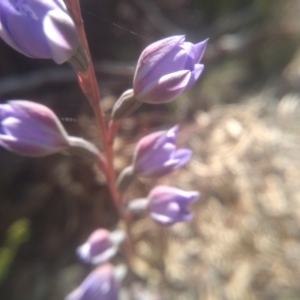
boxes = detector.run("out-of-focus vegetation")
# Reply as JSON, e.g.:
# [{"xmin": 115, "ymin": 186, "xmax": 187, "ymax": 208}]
[{"xmin": 0, "ymin": 219, "xmax": 30, "ymax": 282}]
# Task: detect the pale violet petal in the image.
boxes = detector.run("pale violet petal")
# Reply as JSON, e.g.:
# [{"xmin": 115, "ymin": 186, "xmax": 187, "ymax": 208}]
[
  {"xmin": 181, "ymin": 42, "xmax": 195, "ymax": 70},
  {"xmin": 0, "ymin": 133, "xmax": 64, "ymax": 156},
  {"xmin": 43, "ymin": 9, "xmax": 78, "ymax": 64},
  {"xmin": 149, "ymin": 211, "xmax": 174, "ymax": 225},
  {"xmin": 0, "ymin": 19, "xmax": 29, "ymax": 56},
  {"xmin": 135, "ymin": 70, "xmax": 191, "ymax": 104},
  {"xmin": 184, "ymin": 64, "xmax": 204, "ymax": 92},
  {"xmin": 139, "ymin": 47, "xmax": 188, "ymax": 88},
  {"xmin": 193, "ymin": 39, "xmax": 208, "ymax": 63},
  {"xmin": 133, "ymin": 35, "xmax": 185, "ymax": 86},
  {"xmin": 173, "ymin": 148, "xmax": 192, "ymax": 168},
  {"xmin": 179, "ymin": 211, "xmax": 193, "ymax": 222}
]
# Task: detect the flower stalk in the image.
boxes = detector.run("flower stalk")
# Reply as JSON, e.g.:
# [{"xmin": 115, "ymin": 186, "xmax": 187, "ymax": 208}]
[{"xmin": 65, "ymin": 0, "xmax": 120, "ymax": 209}]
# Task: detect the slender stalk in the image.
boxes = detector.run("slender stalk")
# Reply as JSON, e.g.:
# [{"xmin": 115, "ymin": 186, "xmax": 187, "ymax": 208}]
[
  {"xmin": 66, "ymin": 0, "xmax": 118, "ymax": 204},
  {"xmin": 66, "ymin": 0, "xmax": 134, "ymax": 270}
]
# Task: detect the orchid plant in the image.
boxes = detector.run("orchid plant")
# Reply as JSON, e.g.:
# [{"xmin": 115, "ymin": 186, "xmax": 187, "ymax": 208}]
[{"xmin": 0, "ymin": 0, "xmax": 207, "ymax": 298}]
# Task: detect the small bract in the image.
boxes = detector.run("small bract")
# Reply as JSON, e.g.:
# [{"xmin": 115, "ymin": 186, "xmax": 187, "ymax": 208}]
[{"xmin": 0, "ymin": 0, "xmax": 79, "ymax": 64}]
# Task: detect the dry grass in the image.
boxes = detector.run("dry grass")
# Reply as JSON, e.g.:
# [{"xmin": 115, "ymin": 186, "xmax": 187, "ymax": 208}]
[{"xmin": 127, "ymin": 96, "xmax": 300, "ymax": 300}]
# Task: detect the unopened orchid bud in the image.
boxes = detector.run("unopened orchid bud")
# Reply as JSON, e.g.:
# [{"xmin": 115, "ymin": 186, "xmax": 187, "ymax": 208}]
[
  {"xmin": 116, "ymin": 126, "xmax": 191, "ymax": 193},
  {"xmin": 0, "ymin": 100, "xmax": 69, "ymax": 157},
  {"xmin": 65, "ymin": 264, "xmax": 126, "ymax": 300},
  {"xmin": 147, "ymin": 186, "xmax": 200, "ymax": 226},
  {"xmin": 0, "ymin": 0, "xmax": 80, "ymax": 65},
  {"xmin": 0, "ymin": 100, "xmax": 100, "ymax": 160},
  {"xmin": 77, "ymin": 229, "xmax": 125, "ymax": 265},
  {"xmin": 132, "ymin": 126, "xmax": 192, "ymax": 178},
  {"xmin": 133, "ymin": 36, "xmax": 208, "ymax": 104}
]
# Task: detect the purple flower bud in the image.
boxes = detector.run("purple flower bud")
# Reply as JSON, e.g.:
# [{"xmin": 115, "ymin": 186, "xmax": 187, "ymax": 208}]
[
  {"xmin": 0, "ymin": 100, "xmax": 69, "ymax": 157},
  {"xmin": 65, "ymin": 264, "xmax": 122, "ymax": 300},
  {"xmin": 147, "ymin": 186, "xmax": 200, "ymax": 226},
  {"xmin": 77, "ymin": 229, "xmax": 125, "ymax": 265},
  {"xmin": 133, "ymin": 35, "xmax": 208, "ymax": 104},
  {"xmin": 132, "ymin": 126, "xmax": 192, "ymax": 178},
  {"xmin": 0, "ymin": 0, "xmax": 79, "ymax": 64}
]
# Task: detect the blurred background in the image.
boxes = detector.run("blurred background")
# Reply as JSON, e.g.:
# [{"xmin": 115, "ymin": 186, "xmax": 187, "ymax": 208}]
[{"xmin": 0, "ymin": 0, "xmax": 300, "ymax": 299}]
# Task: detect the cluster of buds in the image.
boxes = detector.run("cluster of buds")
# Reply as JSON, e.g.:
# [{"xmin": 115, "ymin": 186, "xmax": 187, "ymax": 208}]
[{"xmin": 0, "ymin": 1, "xmax": 207, "ymax": 298}]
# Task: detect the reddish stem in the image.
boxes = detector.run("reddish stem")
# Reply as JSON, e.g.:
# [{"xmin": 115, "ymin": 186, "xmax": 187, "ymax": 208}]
[
  {"xmin": 66, "ymin": 0, "xmax": 134, "ymax": 268},
  {"xmin": 66, "ymin": 0, "xmax": 118, "ymax": 202}
]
